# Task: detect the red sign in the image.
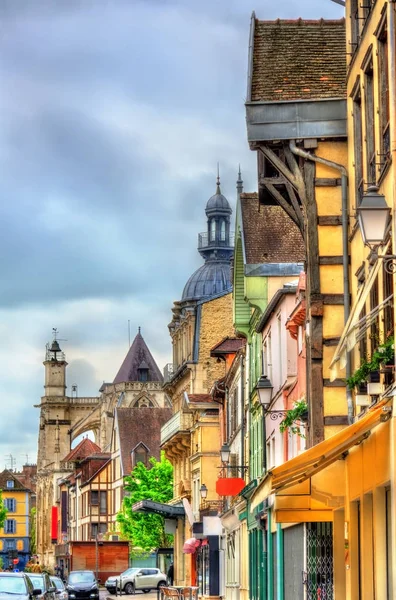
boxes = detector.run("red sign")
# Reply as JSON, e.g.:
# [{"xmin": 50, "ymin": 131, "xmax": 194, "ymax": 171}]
[
  {"xmin": 51, "ymin": 506, "xmax": 58, "ymax": 543},
  {"xmin": 13, "ymin": 559, "xmax": 19, "ymax": 565},
  {"xmin": 216, "ymin": 477, "xmax": 246, "ymax": 496}
]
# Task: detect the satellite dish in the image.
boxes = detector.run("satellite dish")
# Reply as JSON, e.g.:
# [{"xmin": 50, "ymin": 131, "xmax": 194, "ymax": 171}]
[{"xmin": 182, "ymin": 498, "xmax": 194, "ymax": 526}]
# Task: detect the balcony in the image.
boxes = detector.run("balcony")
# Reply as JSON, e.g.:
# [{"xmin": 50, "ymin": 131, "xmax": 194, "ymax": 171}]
[
  {"xmin": 199, "ymin": 500, "xmax": 224, "ymax": 519},
  {"xmin": 161, "ymin": 410, "xmax": 193, "ymax": 446},
  {"xmin": 198, "ymin": 232, "xmax": 235, "ymax": 249}
]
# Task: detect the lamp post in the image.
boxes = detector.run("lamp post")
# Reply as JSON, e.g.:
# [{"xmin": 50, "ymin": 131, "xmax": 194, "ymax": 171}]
[
  {"xmin": 200, "ymin": 484, "xmax": 208, "ymax": 499},
  {"xmin": 256, "ymin": 376, "xmax": 288, "ymax": 420},
  {"xmin": 219, "ymin": 443, "xmax": 247, "ymax": 478},
  {"xmin": 356, "ymin": 186, "xmax": 396, "ymax": 273}
]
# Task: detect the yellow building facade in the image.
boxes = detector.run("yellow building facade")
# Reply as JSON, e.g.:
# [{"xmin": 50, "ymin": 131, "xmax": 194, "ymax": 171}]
[{"xmin": 0, "ymin": 470, "xmax": 32, "ymax": 571}]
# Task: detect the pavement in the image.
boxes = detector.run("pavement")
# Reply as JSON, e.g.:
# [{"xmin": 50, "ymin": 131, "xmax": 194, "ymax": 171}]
[{"xmin": 104, "ymin": 591, "xmax": 159, "ymax": 600}]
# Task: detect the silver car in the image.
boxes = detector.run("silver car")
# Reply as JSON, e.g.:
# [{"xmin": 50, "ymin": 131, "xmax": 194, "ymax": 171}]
[{"xmin": 105, "ymin": 568, "xmax": 167, "ymax": 595}]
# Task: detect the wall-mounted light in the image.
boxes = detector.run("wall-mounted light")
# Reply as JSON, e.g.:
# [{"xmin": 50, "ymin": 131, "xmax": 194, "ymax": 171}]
[{"xmin": 199, "ymin": 484, "xmax": 208, "ymax": 499}]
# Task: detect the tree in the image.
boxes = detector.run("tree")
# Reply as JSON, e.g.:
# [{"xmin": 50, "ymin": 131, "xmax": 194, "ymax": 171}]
[
  {"xmin": 0, "ymin": 492, "xmax": 7, "ymax": 529},
  {"xmin": 116, "ymin": 452, "xmax": 173, "ymax": 555}
]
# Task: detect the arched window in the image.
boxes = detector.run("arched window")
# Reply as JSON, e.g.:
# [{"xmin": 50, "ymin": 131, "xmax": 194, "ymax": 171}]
[
  {"xmin": 220, "ymin": 220, "xmax": 226, "ymax": 241},
  {"xmin": 210, "ymin": 219, "xmax": 216, "ymax": 241}
]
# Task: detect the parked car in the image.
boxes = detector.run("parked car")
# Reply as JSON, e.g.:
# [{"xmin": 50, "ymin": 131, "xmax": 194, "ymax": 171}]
[
  {"xmin": 26, "ymin": 574, "xmax": 57, "ymax": 600},
  {"xmin": 49, "ymin": 577, "xmax": 68, "ymax": 600},
  {"xmin": 105, "ymin": 568, "xmax": 167, "ymax": 595},
  {"xmin": 0, "ymin": 572, "xmax": 41, "ymax": 600},
  {"xmin": 65, "ymin": 571, "xmax": 99, "ymax": 600}
]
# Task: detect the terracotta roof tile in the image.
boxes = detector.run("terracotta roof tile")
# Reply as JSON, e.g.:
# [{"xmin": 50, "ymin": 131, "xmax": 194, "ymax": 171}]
[
  {"xmin": 241, "ymin": 193, "xmax": 305, "ymax": 264},
  {"xmin": 116, "ymin": 407, "xmax": 172, "ymax": 475},
  {"xmin": 62, "ymin": 438, "xmax": 102, "ymax": 462},
  {"xmin": 210, "ymin": 337, "xmax": 246, "ymax": 355},
  {"xmin": 0, "ymin": 469, "xmax": 28, "ymax": 491},
  {"xmin": 187, "ymin": 394, "xmax": 213, "ymax": 403},
  {"xmin": 251, "ymin": 19, "xmax": 346, "ymax": 102}
]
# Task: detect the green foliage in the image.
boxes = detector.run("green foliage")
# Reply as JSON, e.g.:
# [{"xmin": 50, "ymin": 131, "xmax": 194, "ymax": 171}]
[
  {"xmin": 30, "ymin": 507, "xmax": 37, "ymax": 556},
  {"xmin": 279, "ymin": 399, "xmax": 308, "ymax": 437},
  {"xmin": 0, "ymin": 492, "xmax": 7, "ymax": 529},
  {"xmin": 116, "ymin": 452, "xmax": 173, "ymax": 556},
  {"xmin": 346, "ymin": 336, "xmax": 394, "ymax": 390}
]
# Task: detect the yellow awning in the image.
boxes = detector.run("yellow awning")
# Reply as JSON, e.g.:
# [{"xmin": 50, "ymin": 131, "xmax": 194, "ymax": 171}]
[
  {"xmin": 329, "ymin": 242, "xmax": 390, "ymax": 381},
  {"xmin": 250, "ymin": 399, "xmax": 390, "ymax": 511}
]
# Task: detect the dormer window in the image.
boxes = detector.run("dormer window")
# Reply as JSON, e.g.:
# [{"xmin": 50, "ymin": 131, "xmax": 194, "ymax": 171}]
[
  {"xmin": 131, "ymin": 442, "xmax": 150, "ymax": 468},
  {"xmin": 137, "ymin": 360, "xmax": 149, "ymax": 382},
  {"xmin": 6, "ymin": 480, "xmax": 14, "ymax": 489}
]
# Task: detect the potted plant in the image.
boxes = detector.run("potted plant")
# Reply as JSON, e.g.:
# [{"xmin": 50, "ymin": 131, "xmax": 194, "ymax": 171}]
[{"xmin": 279, "ymin": 399, "xmax": 308, "ymax": 437}]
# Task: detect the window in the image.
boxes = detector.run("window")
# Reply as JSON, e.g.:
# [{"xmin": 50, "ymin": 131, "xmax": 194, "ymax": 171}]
[
  {"xmin": 6, "ymin": 481, "xmax": 14, "ymax": 489},
  {"xmin": 132, "ymin": 443, "xmax": 149, "ymax": 468},
  {"xmin": 363, "ymin": 56, "xmax": 376, "ymax": 184},
  {"xmin": 138, "ymin": 367, "xmax": 148, "ymax": 382},
  {"xmin": 378, "ymin": 19, "xmax": 390, "ymax": 166},
  {"xmin": 99, "ymin": 491, "xmax": 107, "ymax": 515},
  {"xmin": 4, "ymin": 519, "xmax": 16, "ymax": 534},
  {"xmin": 210, "ymin": 219, "xmax": 216, "ymax": 242},
  {"xmin": 352, "ymin": 79, "xmax": 364, "ymax": 204},
  {"xmin": 91, "ymin": 523, "xmax": 98, "ymax": 539},
  {"xmin": 350, "ymin": 0, "xmax": 359, "ymax": 49},
  {"xmin": 220, "ymin": 220, "xmax": 226, "ymax": 242},
  {"xmin": 4, "ymin": 498, "xmax": 16, "ymax": 512},
  {"xmin": 229, "ymin": 388, "xmax": 238, "ymax": 435},
  {"xmin": 90, "ymin": 491, "xmax": 99, "ymax": 506}
]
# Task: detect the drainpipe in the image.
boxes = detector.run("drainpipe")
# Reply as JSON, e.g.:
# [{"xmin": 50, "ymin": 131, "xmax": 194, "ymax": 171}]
[
  {"xmin": 387, "ymin": 4, "xmax": 396, "ymax": 599},
  {"xmin": 240, "ymin": 354, "xmax": 245, "ymax": 474},
  {"xmin": 289, "ymin": 140, "xmax": 353, "ymax": 424},
  {"xmin": 276, "ymin": 523, "xmax": 284, "ymax": 600},
  {"xmin": 267, "ymin": 509, "xmax": 274, "ymax": 599}
]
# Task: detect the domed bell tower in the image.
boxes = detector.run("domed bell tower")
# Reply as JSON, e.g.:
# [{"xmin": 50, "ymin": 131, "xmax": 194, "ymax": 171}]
[{"xmin": 199, "ymin": 170, "xmax": 233, "ymax": 263}]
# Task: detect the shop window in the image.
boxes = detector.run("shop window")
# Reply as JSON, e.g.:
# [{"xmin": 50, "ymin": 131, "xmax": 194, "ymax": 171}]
[
  {"xmin": 352, "ymin": 79, "xmax": 364, "ymax": 205},
  {"xmin": 363, "ymin": 56, "xmax": 376, "ymax": 184},
  {"xmin": 377, "ymin": 18, "xmax": 390, "ymax": 169}
]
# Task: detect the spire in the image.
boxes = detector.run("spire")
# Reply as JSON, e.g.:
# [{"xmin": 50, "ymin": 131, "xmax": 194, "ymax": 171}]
[
  {"xmin": 113, "ymin": 330, "xmax": 163, "ymax": 384},
  {"xmin": 138, "ymin": 326, "xmax": 141, "ymax": 335},
  {"xmin": 216, "ymin": 162, "xmax": 221, "ymax": 194},
  {"xmin": 236, "ymin": 165, "xmax": 243, "ymax": 195}
]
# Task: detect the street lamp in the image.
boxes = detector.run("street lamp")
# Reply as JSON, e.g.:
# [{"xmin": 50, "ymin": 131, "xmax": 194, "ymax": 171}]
[
  {"xmin": 256, "ymin": 375, "xmax": 288, "ymax": 420},
  {"xmin": 357, "ymin": 185, "xmax": 391, "ymax": 248},
  {"xmin": 256, "ymin": 375, "xmax": 274, "ymax": 410},
  {"xmin": 220, "ymin": 443, "xmax": 231, "ymax": 464},
  {"xmin": 199, "ymin": 484, "xmax": 208, "ymax": 499}
]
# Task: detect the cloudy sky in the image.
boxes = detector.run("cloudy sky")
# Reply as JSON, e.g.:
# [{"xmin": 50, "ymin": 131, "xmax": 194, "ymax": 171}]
[{"xmin": 0, "ymin": 0, "xmax": 343, "ymax": 470}]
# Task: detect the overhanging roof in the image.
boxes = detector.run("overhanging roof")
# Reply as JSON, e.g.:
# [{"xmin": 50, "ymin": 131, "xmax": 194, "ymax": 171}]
[
  {"xmin": 250, "ymin": 398, "xmax": 390, "ymax": 511},
  {"xmin": 246, "ymin": 98, "xmax": 347, "ymax": 143},
  {"xmin": 132, "ymin": 500, "xmax": 185, "ymax": 519}
]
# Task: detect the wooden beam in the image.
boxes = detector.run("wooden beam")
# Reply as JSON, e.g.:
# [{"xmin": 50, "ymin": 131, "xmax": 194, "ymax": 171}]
[
  {"xmin": 315, "ymin": 178, "xmax": 342, "ymax": 187},
  {"xmin": 324, "ymin": 416, "xmax": 349, "ymax": 426},
  {"xmin": 264, "ymin": 182, "xmax": 301, "ymax": 228},
  {"xmin": 318, "ymin": 216, "xmax": 343, "ymax": 226},
  {"xmin": 323, "ymin": 337, "xmax": 341, "ymax": 346},
  {"xmin": 322, "ymin": 294, "xmax": 346, "ymax": 305},
  {"xmin": 259, "ymin": 146, "xmax": 300, "ymax": 191},
  {"xmin": 319, "ymin": 256, "xmax": 344, "ymax": 265}
]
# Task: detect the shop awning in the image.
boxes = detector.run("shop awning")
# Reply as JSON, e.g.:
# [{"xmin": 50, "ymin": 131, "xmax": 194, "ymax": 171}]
[
  {"xmin": 329, "ymin": 243, "xmax": 390, "ymax": 381},
  {"xmin": 132, "ymin": 499, "xmax": 185, "ymax": 519},
  {"xmin": 250, "ymin": 399, "xmax": 390, "ymax": 512}
]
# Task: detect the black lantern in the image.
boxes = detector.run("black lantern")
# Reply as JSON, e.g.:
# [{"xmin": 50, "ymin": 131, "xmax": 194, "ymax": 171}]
[
  {"xmin": 199, "ymin": 483, "xmax": 208, "ymax": 499},
  {"xmin": 256, "ymin": 375, "xmax": 274, "ymax": 409},
  {"xmin": 357, "ymin": 186, "xmax": 390, "ymax": 247},
  {"xmin": 220, "ymin": 442, "xmax": 231, "ymax": 464}
]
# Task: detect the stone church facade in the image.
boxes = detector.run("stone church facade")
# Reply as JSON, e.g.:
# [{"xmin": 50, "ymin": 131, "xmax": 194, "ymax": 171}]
[{"xmin": 35, "ymin": 329, "xmax": 169, "ymax": 567}]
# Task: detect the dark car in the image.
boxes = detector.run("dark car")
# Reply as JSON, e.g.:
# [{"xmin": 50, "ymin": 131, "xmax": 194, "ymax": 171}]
[
  {"xmin": 66, "ymin": 571, "xmax": 99, "ymax": 600},
  {"xmin": 0, "ymin": 572, "xmax": 41, "ymax": 600},
  {"xmin": 26, "ymin": 574, "xmax": 56, "ymax": 600}
]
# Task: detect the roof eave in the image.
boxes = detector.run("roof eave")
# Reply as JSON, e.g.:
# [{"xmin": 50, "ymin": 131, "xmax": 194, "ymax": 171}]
[{"xmin": 246, "ymin": 98, "xmax": 347, "ymax": 144}]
